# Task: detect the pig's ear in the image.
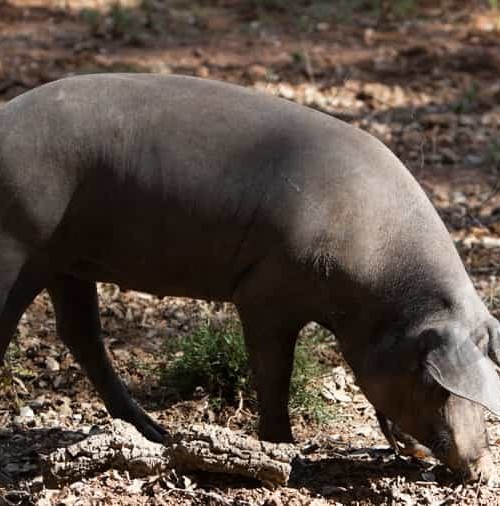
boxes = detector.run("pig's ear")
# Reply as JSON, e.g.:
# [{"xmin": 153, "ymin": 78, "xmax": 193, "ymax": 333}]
[{"xmin": 424, "ymin": 326, "xmax": 500, "ymax": 416}]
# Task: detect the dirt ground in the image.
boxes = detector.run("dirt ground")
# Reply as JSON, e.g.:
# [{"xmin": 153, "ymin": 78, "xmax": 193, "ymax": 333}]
[{"xmin": 1, "ymin": 0, "xmax": 500, "ymax": 504}]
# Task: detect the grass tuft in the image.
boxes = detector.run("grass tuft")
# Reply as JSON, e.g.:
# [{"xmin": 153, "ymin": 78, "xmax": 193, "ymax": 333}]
[{"xmin": 161, "ymin": 320, "xmax": 336, "ymax": 424}]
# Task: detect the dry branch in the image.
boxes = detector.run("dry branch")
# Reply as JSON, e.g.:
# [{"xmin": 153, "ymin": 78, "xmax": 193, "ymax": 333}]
[{"xmin": 41, "ymin": 419, "xmax": 298, "ymax": 488}]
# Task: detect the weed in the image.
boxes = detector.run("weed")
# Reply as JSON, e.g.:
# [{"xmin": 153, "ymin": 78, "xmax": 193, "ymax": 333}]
[
  {"xmin": 108, "ymin": 3, "xmax": 138, "ymax": 38},
  {"xmin": 80, "ymin": 1, "xmax": 158, "ymax": 42},
  {"xmin": 390, "ymin": 0, "xmax": 417, "ymax": 17},
  {"xmin": 453, "ymin": 81, "xmax": 479, "ymax": 114},
  {"xmin": 487, "ymin": 140, "xmax": 500, "ymax": 168},
  {"xmin": 162, "ymin": 322, "xmax": 250, "ymax": 403},
  {"xmin": 290, "ymin": 337, "xmax": 335, "ymax": 423},
  {"xmin": 80, "ymin": 8, "xmax": 102, "ymax": 35},
  {"xmin": 249, "ymin": 0, "xmax": 287, "ymax": 12},
  {"xmin": 333, "ymin": 0, "xmax": 417, "ymax": 23},
  {"xmin": 161, "ymin": 321, "xmax": 335, "ymax": 424}
]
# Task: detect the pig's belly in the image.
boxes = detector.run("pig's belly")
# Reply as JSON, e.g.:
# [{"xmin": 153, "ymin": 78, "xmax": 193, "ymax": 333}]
[{"xmin": 62, "ymin": 233, "xmax": 252, "ymax": 302}]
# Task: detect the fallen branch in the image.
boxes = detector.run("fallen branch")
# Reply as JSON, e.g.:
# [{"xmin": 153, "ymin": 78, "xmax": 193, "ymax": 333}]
[{"xmin": 41, "ymin": 420, "xmax": 298, "ymax": 488}]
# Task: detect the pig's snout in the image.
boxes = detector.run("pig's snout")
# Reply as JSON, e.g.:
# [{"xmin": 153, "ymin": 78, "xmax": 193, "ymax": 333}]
[{"xmin": 443, "ymin": 450, "xmax": 498, "ymax": 484}]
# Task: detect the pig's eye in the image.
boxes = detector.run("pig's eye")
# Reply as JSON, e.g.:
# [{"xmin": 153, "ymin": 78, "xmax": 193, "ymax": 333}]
[
  {"xmin": 420, "ymin": 369, "xmax": 449, "ymax": 401},
  {"xmin": 420, "ymin": 366, "xmax": 436, "ymax": 387}
]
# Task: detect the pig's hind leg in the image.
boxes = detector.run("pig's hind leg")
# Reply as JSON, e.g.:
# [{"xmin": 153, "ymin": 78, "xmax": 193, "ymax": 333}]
[{"xmin": 47, "ymin": 274, "xmax": 166, "ymax": 443}]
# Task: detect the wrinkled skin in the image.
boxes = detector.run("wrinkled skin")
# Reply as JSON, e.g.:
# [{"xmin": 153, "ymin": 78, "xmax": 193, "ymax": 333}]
[{"xmin": 0, "ymin": 74, "xmax": 499, "ymax": 481}]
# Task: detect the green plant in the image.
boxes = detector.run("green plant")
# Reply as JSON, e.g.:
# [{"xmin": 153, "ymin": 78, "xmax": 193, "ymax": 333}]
[
  {"xmin": 290, "ymin": 338, "xmax": 335, "ymax": 423},
  {"xmin": 80, "ymin": 8, "xmax": 103, "ymax": 35},
  {"xmin": 453, "ymin": 81, "xmax": 479, "ymax": 114},
  {"xmin": 489, "ymin": 0, "xmax": 498, "ymax": 10},
  {"xmin": 488, "ymin": 140, "xmax": 500, "ymax": 168},
  {"xmin": 108, "ymin": 3, "xmax": 137, "ymax": 38},
  {"xmin": 161, "ymin": 321, "xmax": 335, "ymax": 423},
  {"xmin": 390, "ymin": 0, "xmax": 417, "ymax": 17},
  {"xmin": 81, "ymin": 3, "xmax": 151, "ymax": 42},
  {"xmin": 249, "ymin": 0, "xmax": 287, "ymax": 12},
  {"xmin": 162, "ymin": 322, "xmax": 250, "ymax": 402},
  {"xmin": 333, "ymin": 0, "xmax": 417, "ymax": 23}
]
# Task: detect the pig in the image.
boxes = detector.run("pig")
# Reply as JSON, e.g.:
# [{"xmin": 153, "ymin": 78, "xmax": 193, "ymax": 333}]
[{"xmin": 0, "ymin": 74, "xmax": 499, "ymax": 481}]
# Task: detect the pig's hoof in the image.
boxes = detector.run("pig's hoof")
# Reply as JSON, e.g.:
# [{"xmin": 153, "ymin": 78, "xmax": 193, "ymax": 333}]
[
  {"xmin": 134, "ymin": 413, "xmax": 167, "ymax": 443},
  {"xmin": 113, "ymin": 404, "xmax": 167, "ymax": 443}
]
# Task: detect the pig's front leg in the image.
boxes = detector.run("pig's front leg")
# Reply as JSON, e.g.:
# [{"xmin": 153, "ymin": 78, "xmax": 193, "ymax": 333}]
[{"xmin": 48, "ymin": 275, "xmax": 166, "ymax": 442}]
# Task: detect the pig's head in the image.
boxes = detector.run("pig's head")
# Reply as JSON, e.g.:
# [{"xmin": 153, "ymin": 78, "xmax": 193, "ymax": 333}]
[{"xmin": 355, "ymin": 318, "xmax": 500, "ymax": 482}]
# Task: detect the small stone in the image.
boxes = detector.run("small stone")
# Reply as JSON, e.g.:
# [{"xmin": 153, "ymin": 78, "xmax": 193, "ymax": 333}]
[
  {"xmin": 355, "ymin": 425, "xmax": 373, "ymax": 438},
  {"xmin": 278, "ymin": 84, "xmax": 295, "ymax": 100},
  {"xmin": 481, "ymin": 237, "xmax": 500, "ymax": 249},
  {"xmin": 196, "ymin": 65, "xmax": 210, "ymax": 78},
  {"xmin": 464, "ymin": 154, "xmax": 485, "ymax": 165},
  {"xmin": 52, "ymin": 376, "xmax": 65, "ymax": 389},
  {"xmin": 45, "ymin": 356, "xmax": 60, "ymax": 372},
  {"xmin": 126, "ymin": 479, "xmax": 144, "ymax": 494},
  {"xmin": 441, "ymin": 147, "xmax": 459, "ymax": 164},
  {"xmin": 205, "ymin": 15, "xmax": 231, "ymax": 31},
  {"xmin": 59, "ymin": 405, "xmax": 73, "ymax": 417},
  {"xmin": 321, "ymin": 485, "xmax": 348, "ymax": 496},
  {"xmin": 31, "ymin": 475, "xmax": 44, "ymax": 492},
  {"xmin": 58, "ymin": 398, "xmax": 73, "ymax": 417},
  {"xmin": 421, "ymin": 471, "xmax": 436, "ymax": 482},
  {"xmin": 14, "ymin": 406, "xmax": 35, "ymax": 424},
  {"xmin": 247, "ymin": 64, "xmax": 268, "ymax": 81},
  {"xmin": 264, "ymin": 490, "xmax": 284, "ymax": 506},
  {"xmin": 316, "ymin": 22, "xmax": 330, "ymax": 32},
  {"xmin": 70, "ymin": 480, "xmax": 85, "ymax": 491},
  {"xmin": 20, "ymin": 405, "xmax": 34, "ymax": 418},
  {"xmin": 332, "ymin": 390, "xmax": 352, "ymax": 403},
  {"xmin": 112, "ymin": 348, "xmax": 130, "ymax": 361},
  {"xmin": 29, "ymin": 396, "xmax": 45, "ymax": 410},
  {"xmin": 451, "ymin": 191, "xmax": 466, "ymax": 204}
]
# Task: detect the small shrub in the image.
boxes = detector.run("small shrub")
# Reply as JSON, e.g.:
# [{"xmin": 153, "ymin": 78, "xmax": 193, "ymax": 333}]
[
  {"xmin": 161, "ymin": 321, "xmax": 335, "ymax": 423},
  {"xmin": 333, "ymin": 0, "xmax": 417, "ymax": 23},
  {"xmin": 162, "ymin": 322, "xmax": 251, "ymax": 403},
  {"xmin": 453, "ymin": 81, "xmax": 479, "ymax": 114},
  {"xmin": 248, "ymin": 0, "xmax": 288, "ymax": 12},
  {"xmin": 80, "ymin": 8, "xmax": 102, "ymax": 35},
  {"xmin": 108, "ymin": 3, "xmax": 138, "ymax": 39},
  {"xmin": 80, "ymin": 2, "xmax": 157, "ymax": 42},
  {"xmin": 488, "ymin": 140, "xmax": 500, "ymax": 169},
  {"xmin": 290, "ymin": 338, "xmax": 334, "ymax": 423}
]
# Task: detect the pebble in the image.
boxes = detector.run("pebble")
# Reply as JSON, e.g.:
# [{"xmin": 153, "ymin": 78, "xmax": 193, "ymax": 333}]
[
  {"xmin": 45, "ymin": 356, "xmax": 60, "ymax": 372},
  {"xmin": 316, "ymin": 22, "xmax": 330, "ymax": 32},
  {"xmin": 14, "ymin": 406, "xmax": 35, "ymax": 424},
  {"xmin": 247, "ymin": 64, "xmax": 268, "ymax": 81},
  {"xmin": 278, "ymin": 83, "xmax": 295, "ymax": 100},
  {"xmin": 481, "ymin": 236, "xmax": 500, "ymax": 249},
  {"xmin": 421, "ymin": 471, "xmax": 436, "ymax": 482},
  {"xmin": 28, "ymin": 396, "xmax": 45, "ymax": 410}
]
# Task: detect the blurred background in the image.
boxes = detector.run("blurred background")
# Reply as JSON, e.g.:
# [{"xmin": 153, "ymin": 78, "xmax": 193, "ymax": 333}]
[{"xmin": 1, "ymin": 1, "xmax": 499, "ymax": 199}]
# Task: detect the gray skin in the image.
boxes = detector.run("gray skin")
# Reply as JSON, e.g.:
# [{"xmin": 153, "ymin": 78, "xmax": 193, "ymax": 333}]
[{"xmin": 1, "ymin": 74, "xmax": 500, "ymax": 481}]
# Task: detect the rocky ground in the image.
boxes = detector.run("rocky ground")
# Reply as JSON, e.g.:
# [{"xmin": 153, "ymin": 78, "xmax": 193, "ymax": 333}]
[{"xmin": 1, "ymin": 0, "xmax": 500, "ymax": 504}]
